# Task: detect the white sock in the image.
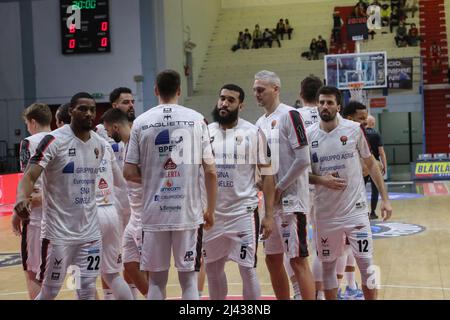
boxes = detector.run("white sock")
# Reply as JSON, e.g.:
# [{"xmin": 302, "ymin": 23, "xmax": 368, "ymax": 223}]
[
  {"xmin": 345, "ymin": 271, "xmax": 357, "ymax": 290},
  {"xmin": 316, "ymin": 290, "xmax": 325, "ymax": 300},
  {"xmin": 198, "ymin": 291, "xmax": 203, "ymax": 299},
  {"xmin": 128, "ymin": 284, "xmax": 139, "ymax": 300},
  {"xmin": 103, "ymin": 289, "xmax": 115, "ymax": 300}
]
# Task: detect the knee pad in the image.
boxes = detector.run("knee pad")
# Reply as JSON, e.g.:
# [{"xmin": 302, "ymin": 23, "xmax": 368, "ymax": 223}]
[
  {"xmin": 322, "ymin": 260, "xmax": 338, "ymax": 291},
  {"xmin": 355, "ymin": 256, "xmax": 377, "ymax": 288}
]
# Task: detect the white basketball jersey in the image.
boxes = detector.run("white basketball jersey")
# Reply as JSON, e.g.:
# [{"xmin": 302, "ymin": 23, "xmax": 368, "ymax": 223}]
[
  {"xmin": 208, "ymin": 118, "xmax": 270, "ymax": 217},
  {"xmin": 19, "ymin": 131, "xmax": 49, "ymax": 226},
  {"xmin": 255, "ymin": 103, "xmax": 309, "ymax": 214},
  {"xmin": 29, "ymin": 125, "xmax": 106, "ymax": 244},
  {"xmin": 307, "ymin": 118, "xmax": 372, "ymax": 222},
  {"xmin": 125, "ymin": 104, "xmax": 214, "ymax": 231}
]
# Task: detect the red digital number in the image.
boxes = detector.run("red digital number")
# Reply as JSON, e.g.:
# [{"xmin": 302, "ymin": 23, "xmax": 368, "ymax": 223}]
[
  {"xmin": 69, "ymin": 24, "xmax": 76, "ymax": 33},
  {"xmin": 101, "ymin": 22, "xmax": 108, "ymax": 32},
  {"xmin": 101, "ymin": 37, "xmax": 108, "ymax": 47},
  {"xmin": 69, "ymin": 39, "xmax": 76, "ymax": 49}
]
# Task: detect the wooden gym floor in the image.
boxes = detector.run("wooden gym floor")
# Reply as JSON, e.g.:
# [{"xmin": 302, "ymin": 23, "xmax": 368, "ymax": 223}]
[{"xmin": 1, "ymin": 182, "xmax": 449, "ymax": 300}]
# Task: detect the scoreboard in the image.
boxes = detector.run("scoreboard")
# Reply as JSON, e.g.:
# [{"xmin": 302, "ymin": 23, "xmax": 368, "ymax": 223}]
[{"xmin": 60, "ymin": 0, "xmax": 111, "ymax": 54}]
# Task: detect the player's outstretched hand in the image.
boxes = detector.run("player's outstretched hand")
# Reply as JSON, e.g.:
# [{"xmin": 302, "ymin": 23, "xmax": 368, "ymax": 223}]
[
  {"xmin": 203, "ymin": 210, "xmax": 215, "ymax": 231},
  {"xmin": 13, "ymin": 198, "xmax": 31, "ymax": 221},
  {"xmin": 260, "ymin": 216, "xmax": 274, "ymax": 240},
  {"xmin": 11, "ymin": 212, "xmax": 22, "ymax": 236},
  {"xmin": 323, "ymin": 173, "xmax": 347, "ymax": 190},
  {"xmin": 380, "ymin": 200, "xmax": 393, "ymax": 221}
]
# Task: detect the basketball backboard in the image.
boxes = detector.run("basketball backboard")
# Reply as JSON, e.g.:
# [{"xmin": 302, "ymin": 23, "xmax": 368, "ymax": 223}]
[{"xmin": 324, "ymin": 51, "xmax": 388, "ymax": 90}]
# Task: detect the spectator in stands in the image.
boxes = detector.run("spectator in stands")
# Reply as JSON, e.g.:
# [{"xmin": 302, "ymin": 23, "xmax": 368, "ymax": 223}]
[
  {"xmin": 332, "ymin": 12, "xmax": 343, "ymax": 44},
  {"xmin": 276, "ymin": 19, "xmax": 286, "ymax": 40},
  {"xmin": 316, "ymin": 36, "xmax": 328, "ymax": 57},
  {"xmin": 336, "ymin": 42, "xmax": 348, "ymax": 54},
  {"xmin": 352, "ymin": 2, "xmax": 368, "ymax": 17},
  {"xmin": 284, "ymin": 19, "xmax": 293, "ymax": 40},
  {"xmin": 407, "ymin": 23, "xmax": 420, "ymax": 46},
  {"xmin": 231, "ymin": 31, "xmax": 244, "ymax": 52},
  {"xmin": 404, "ymin": 0, "xmax": 418, "ymax": 18},
  {"xmin": 390, "ymin": 6, "xmax": 400, "ymax": 33},
  {"xmin": 430, "ymin": 41, "xmax": 442, "ymax": 75},
  {"xmin": 309, "ymin": 38, "xmax": 319, "ymax": 60},
  {"xmin": 263, "ymin": 28, "xmax": 273, "ymax": 48},
  {"xmin": 252, "ymin": 24, "xmax": 263, "ymax": 49},
  {"xmin": 271, "ymin": 29, "xmax": 281, "ymax": 47},
  {"xmin": 380, "ymin": 3, "xmax": 391, "ymax": 27},
  {"xmin": 394, "ymin": 21, "xmax": 407, "ymax": 47},
  {"xmin": 243, "ymin": 28, "xmax": 252, "ymax": 49}
]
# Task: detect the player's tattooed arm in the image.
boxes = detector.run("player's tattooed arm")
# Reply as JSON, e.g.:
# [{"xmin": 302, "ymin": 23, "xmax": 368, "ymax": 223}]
[
  {"xmin": 309, "ymin": 173, "xmax": 347, "ymax": 190},
  {"xmin": 123, "ymin": 162, "xmax": 142, "ymax": 184},
  {"xmin": 363, "ymin": 155, "xmax": 392, "ymax": 221},
  {"xmin": 13, "ymin": 164, "xmax": 43, "ymax": 223}
]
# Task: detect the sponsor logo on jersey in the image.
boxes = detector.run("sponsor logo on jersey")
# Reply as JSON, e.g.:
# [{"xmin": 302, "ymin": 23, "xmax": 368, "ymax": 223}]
[
  {"xmin": 312, "ymin": 141, "xmax": 319, "ymax": 148},
  {"xmin": 163, "ymin": 108, "xmax": 172, "ymax": 113},
  {"xmin": 165, "ymin": 171, "xmax": 181, "ymax": 178},
  {"xmin": 143, "ymin": 121, "xmax": 195, "ymax": 130},
  {"xmin": 69, "ymin": 148, "xmax": 76, "ymax": 157},
  {"xmin": 312, "ymin": 114, "xmax": 318, "ymax": 121},
  {"xmin": 0, "ymin": 253, "xmax": 21, "ymax": 268},
  {"xmin": 62, "ymin": 162, "xmax": 75, "ymax": 174},
  {"xmin": 340, "ymin": 136, "xmax": 348, "ymax": 146},
  {"xmin": 94, "ymin": 148, "xmax": 100, "ymax": 159},
  {"xmin": 111, "ymin": 143, "xmax": 119, "ymax": 152},
  {"xmin": 355, "ymin": 201, "xmax": 366, "ymax": 209},
  {"xmin": 160, "ymin": 205, "xmax": 182, "ymax": 212},
  {"xmin": 184, "ymin": 251, "xmax": 194, "ymax": 262},
  {"xmin": 164, "ymin": 158, "xmax": 177, "ymax": 170},
  {"xmin": 51, "ymin": 272, "xmax": 60, "ymax": 280},
  {"xmin": 271, "ymin": 120, "xmax": 277, "ymax": 129},
  {"xmin": 154, "ymin": 194, "xmax": 185, "ymax": 201},
  {"xmin": 312, "ymin": 153, "xmax": 319, "ymax": 163},
  {"xmin": 321, "ymin": 237, "xmax": 328, "ymax": 245},
  {"xmin": 160, "ymin": 179, "xmax": 181, "ymax": 192},
  {"xmin": 155, "ymin": 130, "xmax": 170, "ymax": 145},
  {"xmin": 98, "ymin": 178, "xmax": 108, "ymax": 189},
  {"xmin": 164, "ymin": 115, "xmax": 172, "ymax": 121},
  {"xmin": 88, "ymin": 249, "xmax": 100, "ymax": 254},
  {"xmin": 322, "ymin": 249, "xmax": 330, "ymax": 257},
  {"xmin": 371, "ymin": 221, "xmax": 425, "ymax": 239}
]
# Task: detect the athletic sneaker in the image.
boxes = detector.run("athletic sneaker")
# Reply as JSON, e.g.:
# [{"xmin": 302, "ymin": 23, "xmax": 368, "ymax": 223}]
[
  {"xmin": 337, "ymin": 288, "xmax": 344, "ymax": 300},
  {"xmin": 343, "ymin": 285, "xmax": 365, "ymax": 300},
  {"xmin": 369, "ymin": 212, "xmax": 379, "ymax": 220},
  {"xmin": 293, "ymin": 294, "xmax": 302, "ymax": 300}
]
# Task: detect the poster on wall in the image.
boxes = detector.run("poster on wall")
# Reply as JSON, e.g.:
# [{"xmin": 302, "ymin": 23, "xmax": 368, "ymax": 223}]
[{"xmin": 387, "ymin": 58, "xmax": 413, "ymax": 89}]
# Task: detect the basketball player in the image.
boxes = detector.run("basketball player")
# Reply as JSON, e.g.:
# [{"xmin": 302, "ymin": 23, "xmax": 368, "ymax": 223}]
[
  {"xmin": 254, "ymin": 70, "xmax": 315, "ymax": 300},
  {"xmin": 204, "ymin": 84, "xmax": 275, "ymax": 300},
  {"xmin": 55, "ymin": 103, "xmax": 71, "ymax": 128},
  {"xmin": 293, "ymin": 75, "xmax": 324, "ymax": 300},
  {"xmin": 104, "ymin": 87, "xmax": 140, "ymax": 298},
  {"xmin": 94, "ymin": 128, "xmax": 134, "ymax": 300},
  {"xmin": 308, "ymin": 86, "xmax": 392, "ymax": 300},
  {"xmin": 102, "ymin": 108, "xmax": 149, "ymax": 297},
  {"xmin": 13, "ymin": 92, "xmax": 107, "ymax": 300},
  {"xmin": 123, "ymin": 69, "xmax": 217, "ymax": 300},
  {"xmin": 12, "ymin": 103, "xmax": 52, "ymax": 299}
]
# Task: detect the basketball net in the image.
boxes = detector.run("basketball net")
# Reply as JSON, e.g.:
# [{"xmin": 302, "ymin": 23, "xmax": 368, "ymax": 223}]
[{"xmin": 348, "ymin": 82, "xmax": 368, "ymax": 106}]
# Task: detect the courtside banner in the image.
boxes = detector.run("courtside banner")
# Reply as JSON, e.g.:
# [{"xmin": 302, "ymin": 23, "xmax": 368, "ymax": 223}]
[{"xmin": 412, "ymin": 161, "xmax": 450, "ymax": 180}]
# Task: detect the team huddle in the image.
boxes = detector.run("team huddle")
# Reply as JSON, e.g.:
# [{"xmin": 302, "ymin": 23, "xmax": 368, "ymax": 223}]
[{"xmin": 12, "ymin": 69, "xmax": 392, "ymax": 300}]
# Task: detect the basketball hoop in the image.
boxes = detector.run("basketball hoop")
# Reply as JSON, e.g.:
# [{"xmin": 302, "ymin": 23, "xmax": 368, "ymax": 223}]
[{"xmin": 348, "ymin": 82, "xmax": 367, "ymax": 105}]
